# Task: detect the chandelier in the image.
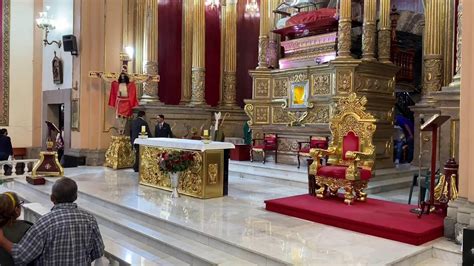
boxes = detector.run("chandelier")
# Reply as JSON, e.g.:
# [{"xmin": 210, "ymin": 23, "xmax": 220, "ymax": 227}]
[
  {"xmin": 245, "ymin": 0, "xmax": 259, "ymax": 18},
  {"xmin": 205, "ymin": 0, "xmax": 220, "ymax": 9}
]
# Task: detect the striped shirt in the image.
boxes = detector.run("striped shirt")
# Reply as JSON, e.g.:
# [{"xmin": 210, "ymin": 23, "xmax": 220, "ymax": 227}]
[{"xmin": 12, "ymin": 203, "xmax": 104, "ymax": 265}]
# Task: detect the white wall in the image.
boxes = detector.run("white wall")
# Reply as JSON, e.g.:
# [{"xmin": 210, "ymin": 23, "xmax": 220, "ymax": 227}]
[
  {"xmin": 8, "ymin": 0, "xmax": 34, "ymax": 147},
  {"xmin": 41, "ymin": 0, "xmax": 73, "ymax": 91}
]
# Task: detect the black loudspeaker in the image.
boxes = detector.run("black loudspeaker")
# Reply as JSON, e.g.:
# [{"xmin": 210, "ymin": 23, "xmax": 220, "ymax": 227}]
[{"xmin": 62, "ymin": 35, "xmax": 78, "ymax": 56}]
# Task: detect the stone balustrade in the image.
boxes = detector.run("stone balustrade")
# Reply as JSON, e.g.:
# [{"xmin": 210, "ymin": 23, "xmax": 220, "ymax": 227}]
[{"xmin": 0, "ymin": 159, "xmax": 38, "ymax": 177}]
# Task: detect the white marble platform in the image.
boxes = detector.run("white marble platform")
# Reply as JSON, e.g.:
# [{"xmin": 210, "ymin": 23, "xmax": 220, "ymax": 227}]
[{"xmin": 1, "ymin": 163, "xmax": 454, "ymax": 265}]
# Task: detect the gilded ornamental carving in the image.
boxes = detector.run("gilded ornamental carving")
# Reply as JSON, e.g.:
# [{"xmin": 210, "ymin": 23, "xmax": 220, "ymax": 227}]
[
  {"xmin": 191, "ymin": 69, "xmax": 206, "ymax": 104},
  {"xmin": 255, "ymin": 106, "xmax": 270, "ymax": 124},
  {"xmin": 272, "ymin": 106, "xmax": 289, "ymax": 124},
  {"xmin": 304, "ymin": 106, "xmax": 330, "ymax": 124},
  {"xmin": 255, "ymin": 78, "xmax": 270, "ymax": 98},
  {"xmin": 423, "ymin": 56, "xmax": 443, "ymax": 92},
  {"xmin": 273, "ymin": 78, "xmax": 288, "ymax": 97},
  {"xmin": 337, "ymin": 71, "xmax": 352, "ymax": 93},
  {"xmin": 311, "ymin": 74, "xmax": 331, "ymax": 95}
]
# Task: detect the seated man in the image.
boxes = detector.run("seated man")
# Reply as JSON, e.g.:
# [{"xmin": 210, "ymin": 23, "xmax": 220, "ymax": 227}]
[{"xmin": 0, "ymin": 177, "xmax": 104, "ymax": 265}]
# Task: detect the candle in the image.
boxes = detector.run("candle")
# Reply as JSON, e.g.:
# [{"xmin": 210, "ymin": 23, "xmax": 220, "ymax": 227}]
[
  {"xmin": 203, "ymin": 130, "xmax": 209, "ymax": 137},
  {"xmin": 141, "ymin": 126, "xmax": 146, "ymax": 133}
]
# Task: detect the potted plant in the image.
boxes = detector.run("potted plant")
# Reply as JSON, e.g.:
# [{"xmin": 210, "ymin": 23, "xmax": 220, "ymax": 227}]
[{"xmin": 158, "ymin": 151, "xmax": 195, "ymax": 198}]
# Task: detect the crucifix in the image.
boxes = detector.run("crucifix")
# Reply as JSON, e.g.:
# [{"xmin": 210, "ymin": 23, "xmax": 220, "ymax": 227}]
[{"xmin": 88, "ymin": 49, "xmax": 160, "ymax": 135}]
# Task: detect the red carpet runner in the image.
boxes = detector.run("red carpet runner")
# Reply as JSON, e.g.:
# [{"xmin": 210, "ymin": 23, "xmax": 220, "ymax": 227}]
[{"xmin": 265, "ymin": 195, "xmax": 444, "ymax": 245}]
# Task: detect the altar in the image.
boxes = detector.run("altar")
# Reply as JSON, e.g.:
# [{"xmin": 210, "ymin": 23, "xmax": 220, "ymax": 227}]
[{"xmin": 134, "ymin": 138, "xmax": 235, "ymax": 199}]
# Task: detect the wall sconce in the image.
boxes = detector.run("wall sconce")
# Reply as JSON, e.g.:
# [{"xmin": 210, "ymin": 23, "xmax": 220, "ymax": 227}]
[
  {"xmin": 244, "ymin": 0, "xmax": 259, "ymax": 18},
  {"xmin": 120, "ymin": 46, "xmax": 134, "ymax": 72},
  {"xmin": 36, "ymin": 6, "xmax": 62, "ymax": 48}
]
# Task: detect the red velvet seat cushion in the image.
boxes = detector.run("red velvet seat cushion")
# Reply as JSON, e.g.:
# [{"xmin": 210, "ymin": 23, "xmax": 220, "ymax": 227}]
[
  {"xmin": 317, "ymin": 165, "xmax": 372, "ymax": 180},
  {"xmin": 299, "ymin": 147, "xmax": 311, "ymax": 154},
  {"xmin": 286, "ymin": 8, "xmax": 337, "ymax": 27},
  {"xmin": 310, "ymin": 139, "xmax": 328, "ymax": 149}
]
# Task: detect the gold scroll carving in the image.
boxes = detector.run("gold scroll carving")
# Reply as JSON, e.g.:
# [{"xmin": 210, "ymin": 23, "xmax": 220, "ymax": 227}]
[
  {"xmin": 272, "ymin": 106, "xmax": 289, "ymax": 124},
  {"xmin": 424, "ymin": 56, "xmax": 443, "ymax": 92},
  {"xmin": 304, "ymin": 106, "xmax": 330, "ymax": 124}
]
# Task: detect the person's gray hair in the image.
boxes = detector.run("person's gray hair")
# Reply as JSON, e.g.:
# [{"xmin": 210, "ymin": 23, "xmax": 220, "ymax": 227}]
[{"xmin": 52, "ymin": 177, "xmax": 78, "ymax": 203}]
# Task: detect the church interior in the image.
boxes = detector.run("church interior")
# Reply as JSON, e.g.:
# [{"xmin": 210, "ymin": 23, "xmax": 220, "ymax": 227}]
[{"xmin": 2, "ymin": 0, "xmax": 474, "ymax": 264}]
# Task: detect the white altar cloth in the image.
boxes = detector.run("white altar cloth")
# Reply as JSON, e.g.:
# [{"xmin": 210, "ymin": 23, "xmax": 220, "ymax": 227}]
[{"xmin": 134, "ymin": 138, "xmax": 235, "ymax": 152}]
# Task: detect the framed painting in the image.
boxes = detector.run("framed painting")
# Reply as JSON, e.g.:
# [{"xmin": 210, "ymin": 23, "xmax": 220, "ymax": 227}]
[
  {"xmin": 289, "ymin": 80, "xmax": 309, "ymax": 108},
  {"xmin": 0, "ymin": 0, "xmax": 10, "ymax": 125}
]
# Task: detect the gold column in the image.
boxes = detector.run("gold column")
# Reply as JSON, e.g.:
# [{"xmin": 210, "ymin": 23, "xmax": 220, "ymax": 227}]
[
  {"xmin": 221, "ymin": 0, "xmax": 237, "ymax": 107},
  {"xmin": 181, "ymin": 0, "xmax": 193, "ymax": 104},
  {"xmin": 256, "ymin": 0, "xmax": 269, "ymax": 69},
  {"xmin": 377, "ymin": 0, "xmax": 391, "ymax": 62},
  {"xmin": 267, "ymin": 0, "xmax": 280, "ymax": 69},
  {"xmin": 190, "ymin": 0, "xmax": 206, "ymax": 105},
  {"xmin": 450, "ymin": 0, "xmax": 462, "ymax": 87},
  {"xmin": 443, "ymin": 0, "xmax": 455, "ymax": 87},
  {"xmin": 134, "ymin": 0, "xmax": 145, "ymax": 76},
  {"xmin": 336, "ymin": 0, "xmax": 352, "ymax": 58},
  {"xmin": 362, "ymin": 0, "xmax": 376, "ymax": 61},
  {"xmin": 142, "ymin": 0, "xmax": 160, "ymax": 102},
  {"xmin": 423, "ymin": 0, "xmax": 444, "ymax": 94}
]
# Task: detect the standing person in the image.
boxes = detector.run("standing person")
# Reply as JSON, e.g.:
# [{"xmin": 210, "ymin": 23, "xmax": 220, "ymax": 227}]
[
  {"xmin": 0, "ymin": 177, "xmax": 105, "ymax": 265},
  {"xmin": 0, "ymin": 129, "xmax": 13, "ymax": 174},
  {"xmin": 0, "ymin": 129, "xmax": 13, "ymax": 161},
  {"xmin": 0, "ymin": 192, "xmax": 31, "ymax": 266},
  {"xmin": 55, "ymin": 127, "xmax": 64, "ymax": 163},
  {"xmin": 131, "ymin": 111, "xmax": 152, "ymax": 172},
  {"xmin": 154, "ymin": 114, "xmax": 173, "ymax": 138}
]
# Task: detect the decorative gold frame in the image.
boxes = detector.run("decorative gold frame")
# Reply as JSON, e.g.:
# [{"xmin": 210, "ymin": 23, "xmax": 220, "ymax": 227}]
[
  {"xmin": 71, "ymin": 99, "xmax": 79, "ymax": 131},
  {"xmin": 310, "ymin": 93, "xmax": 376, "ymax": 204},
  {"xmin": 32, "ymin": 151, "xmax": 64, "ymax": 177},
  {"xmin": 0, "ymin": 0, "xmax": 10, "ymax": 125}
]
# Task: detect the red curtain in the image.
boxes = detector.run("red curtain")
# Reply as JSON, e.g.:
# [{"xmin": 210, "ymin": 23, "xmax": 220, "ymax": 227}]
[
  {"xmin": 158, "ymin": 0, "xmax": 183, "ymax": 105},
  {"xmin": 236, "ymin": 0, "xmax": 260, "ymax": 107}
]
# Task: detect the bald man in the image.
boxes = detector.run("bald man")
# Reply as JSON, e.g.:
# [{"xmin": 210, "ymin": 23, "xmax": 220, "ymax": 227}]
[{"xmin": 0, "ymin": 177, "xmax": 104, "ymax": 265}]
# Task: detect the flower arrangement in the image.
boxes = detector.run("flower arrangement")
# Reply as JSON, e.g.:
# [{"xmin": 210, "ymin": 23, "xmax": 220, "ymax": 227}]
[{"xmin": 159, "ymin": 151, "xmax": 195, "ymax": 174}]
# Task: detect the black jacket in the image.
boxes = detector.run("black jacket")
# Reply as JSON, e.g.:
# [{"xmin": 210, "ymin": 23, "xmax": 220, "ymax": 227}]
[
  {"xmin": 130, "ymin": 117, "xmax": 152, "ymax": 144},
  {"xmin": 0, "ymin": 135, "xmax": 13, "ymax": 160},
  {"xmin": 155, "ymin": 122, "xmax": 173, "ymax": 138}
]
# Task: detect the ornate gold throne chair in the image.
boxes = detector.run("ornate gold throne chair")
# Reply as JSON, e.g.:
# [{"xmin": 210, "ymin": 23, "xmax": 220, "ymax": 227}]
[{"xmin": 310, "ymin": 93, "xmax": 376, "ymax": 205}]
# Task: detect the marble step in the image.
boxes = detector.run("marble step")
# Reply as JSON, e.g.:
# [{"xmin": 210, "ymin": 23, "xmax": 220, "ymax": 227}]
[
  {"xmin": 0, "ymin": 182, "xmax": 188, "ymax": 266},
  {"xmin": 231, "ymin": 161, "xmax": 418, "ymax": 194},
  {"xmin": 388, "ymin": 238, "xmax": 462, "ymax": 266},
  {"xmin": 11, "ymin": 178, "xmax": 271, "ymax": 266}
]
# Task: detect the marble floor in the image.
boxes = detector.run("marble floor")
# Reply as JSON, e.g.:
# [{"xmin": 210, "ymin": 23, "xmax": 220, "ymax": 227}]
[{"xmin": 18, "ymin": 165, "xmax": 449, "ymax": 265}]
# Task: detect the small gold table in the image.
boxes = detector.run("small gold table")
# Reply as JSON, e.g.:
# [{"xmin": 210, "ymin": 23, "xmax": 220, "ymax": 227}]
[{"xmin": 134, "ymin": 138, "xmax": 235, "ymax": 199}]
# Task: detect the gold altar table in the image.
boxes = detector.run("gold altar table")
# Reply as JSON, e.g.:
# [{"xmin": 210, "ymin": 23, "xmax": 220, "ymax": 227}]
[{"xmin": 134, "ymin": 138, "xmax": 235, "ymax": 199}]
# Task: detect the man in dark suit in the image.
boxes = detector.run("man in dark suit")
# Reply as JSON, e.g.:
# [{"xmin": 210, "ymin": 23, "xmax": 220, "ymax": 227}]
[
  {"xmin": 130, "ymin": 111, "xmax": 152, "ymax": 172},
  {"xmin": 0, "ymin": 128, "xmax": 13, "ymax": 161},
  {"xmin": 0, "ymin": 129, "xmax": 13, "ymax": 174},
  {"xmin": 154, "ymin": 115, "xmax": 173, "ymax": 138}
]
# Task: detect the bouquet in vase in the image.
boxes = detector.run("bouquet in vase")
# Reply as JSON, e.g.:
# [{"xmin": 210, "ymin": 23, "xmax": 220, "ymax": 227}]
[{"xmin": 158, "ymin": 151, "xmax": 195, "ymax": 198}]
